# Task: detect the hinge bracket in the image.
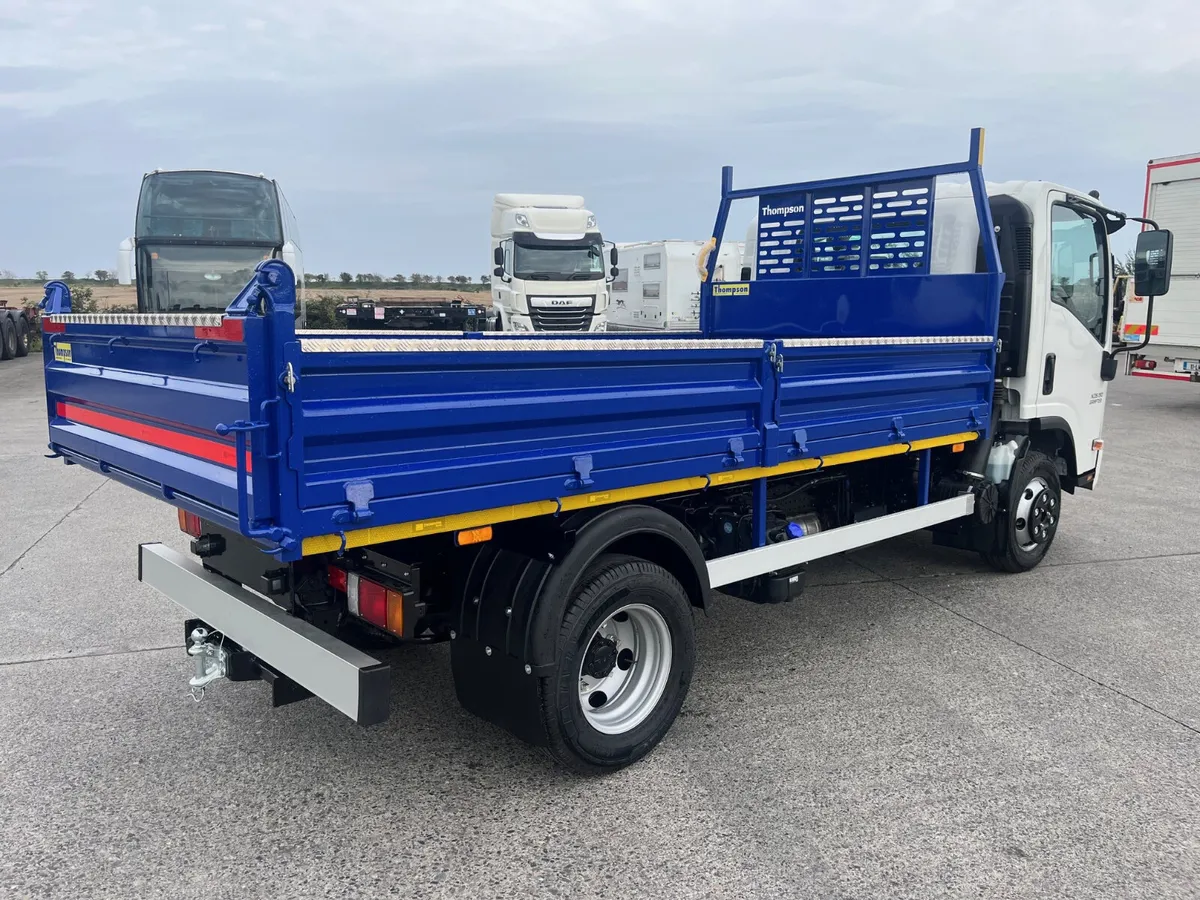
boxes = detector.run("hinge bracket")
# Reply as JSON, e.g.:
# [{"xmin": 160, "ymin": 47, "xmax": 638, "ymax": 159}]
[
  {"xmin": 793, "ymin": 428, "xmax": 808, "ymax": 456},
  {"xmin": 725, "ymin": 436, "xmax": 746, "ymax": 467},
  {"xmin": 333, "ymin": 479, "xmax": 375, "ymax": 524},
  {"xmin": 565, "ymin": 455, "xmax": 595, "ymax": 489}
]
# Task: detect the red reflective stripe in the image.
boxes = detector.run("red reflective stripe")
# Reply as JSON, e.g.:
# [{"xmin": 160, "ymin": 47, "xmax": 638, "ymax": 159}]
[
  {"xmin": 1147, "ymin": 156, "xmax": 1200, "ymax": 170},
  {"xmin": 1130, "ymin": 370, "xmax": 1190, "ymax": 381},
  {"xmin": 194, "ymin": 319, "xmax": 244, "ymax": 342},
  {"xmin": 1123, "ymin": 325, "xmax": 1160, "ymax": 337},
  {"xmin": 43, "ymin": 320, "xmax": 65, "ymax": 333},
  {"xmin": 55, "ymin": 401, "xmax": 252, "ymax": 471}
]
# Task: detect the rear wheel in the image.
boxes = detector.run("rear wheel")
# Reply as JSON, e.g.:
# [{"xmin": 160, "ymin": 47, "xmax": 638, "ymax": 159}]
[
  {"xmin": 0, "ymin": 318, "xmax": 17, "ymax": 360},
  {"xmin": 984, "ymin": 450, "xmax": 1061, "ymax": 572},
  {"xmin": 540, "ymin": 555, "xmax": 695, "ymax": 773},
  {"xmin": 13, "ymin": 316, "xmax": 30, "ymax": 357}
]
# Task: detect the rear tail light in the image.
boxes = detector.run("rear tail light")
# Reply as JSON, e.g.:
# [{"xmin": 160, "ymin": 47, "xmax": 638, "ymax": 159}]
[
  {"xmin": 328, "ymin": 565, "xmax": 348, "ymax": 593},
  {"xmin": 178, "ymin": 509, "xmax": 202, "ymax": 538},
  {"xmin": 345, "ymin": 572, "xmax": 405, "ymax": 636}
]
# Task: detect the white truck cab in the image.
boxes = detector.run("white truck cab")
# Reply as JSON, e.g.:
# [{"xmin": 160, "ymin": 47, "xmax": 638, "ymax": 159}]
[{"xmin": 490, "ymin": 194, "xmax": 616, "ymax": 332}]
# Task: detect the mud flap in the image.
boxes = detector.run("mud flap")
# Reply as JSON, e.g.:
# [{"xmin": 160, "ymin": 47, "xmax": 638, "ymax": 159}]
[
  {"xmin": 449, "ymin": 544, "xmax": 557, "ymax": 748},
  {"xmin": 451, "ymin": 637, "xmax": 549, "ymax": 747}
]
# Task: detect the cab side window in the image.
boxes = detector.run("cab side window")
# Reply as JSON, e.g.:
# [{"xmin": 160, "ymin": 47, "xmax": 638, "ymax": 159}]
[{"xmin": 1050, "ymin": 205, "xmax": 1107, "ymax": 344}]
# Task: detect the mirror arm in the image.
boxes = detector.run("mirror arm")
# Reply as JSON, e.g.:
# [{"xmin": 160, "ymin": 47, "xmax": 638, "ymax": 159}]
[
  {"xmin": 1125, "ymin": 215, "xmax": 1160, "ymax": 231},
  {"xmin": 1108, "ymin": 295, "xmax": 1155, "ymax": 360}
]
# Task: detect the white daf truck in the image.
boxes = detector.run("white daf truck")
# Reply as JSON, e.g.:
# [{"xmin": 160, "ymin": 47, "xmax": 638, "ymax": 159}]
[
  {"xmin": 1121, "ymin": 153, "xmax": 1199, "ymax": 382},
  {"xmin": 490, "ymin": 194, "xmax": 615, "ymax": 332}
]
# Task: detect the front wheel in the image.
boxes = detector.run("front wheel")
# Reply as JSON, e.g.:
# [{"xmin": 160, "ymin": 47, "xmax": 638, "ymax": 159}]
[
  {"xmin": 540, "ymin": 555, "xmax": 695, "ymax": 773},
  {"xmin": 984, "ymin": 450, "xmax": 1062, "ymax": 573}
]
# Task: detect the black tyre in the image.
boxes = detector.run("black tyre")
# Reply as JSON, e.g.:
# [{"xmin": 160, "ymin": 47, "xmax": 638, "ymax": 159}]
[
  {"xmin": 13, "ymin": 316, "xmax": 30, "ymax": 357},
  {"xmin": 539, "ymin": 554, "xmax": 696, "ymax": 774},
  {"xmin": 0, "ymin": 317, "xmax": 16, "ymax": 361},
  {"xmin": 984, "ymin": 450, "xmax": 1062, "ymax": 573}
]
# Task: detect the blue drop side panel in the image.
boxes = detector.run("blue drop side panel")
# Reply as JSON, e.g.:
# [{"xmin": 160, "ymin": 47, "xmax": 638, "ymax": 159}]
[
  {"xmin": 771, "ymin": 342, "xmax": 993, "ymax": 464},
  {"xmin": 291, "ymin": 346, "xmax": 769, "ymax": 532}
]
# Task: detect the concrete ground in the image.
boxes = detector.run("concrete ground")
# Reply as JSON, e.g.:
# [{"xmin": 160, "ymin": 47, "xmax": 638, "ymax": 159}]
[{"xmin": 1, "ymin": 355, "xmax": 1197, "ymax": 900}]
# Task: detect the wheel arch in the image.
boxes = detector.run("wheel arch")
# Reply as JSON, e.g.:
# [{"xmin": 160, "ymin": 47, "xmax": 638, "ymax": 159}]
[
  {"xmin": 556, "ymin": 504, "xmax": 710, "ymax": 613},
  {"xmin": 1002, "ymin": 416, "xmax": 1079, "ymax": 494}
]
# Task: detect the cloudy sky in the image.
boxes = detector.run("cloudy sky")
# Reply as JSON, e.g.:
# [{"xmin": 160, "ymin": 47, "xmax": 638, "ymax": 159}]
[{"xmin": 2, "ymin": 0, "xmax": 1198, "ymax": 279}]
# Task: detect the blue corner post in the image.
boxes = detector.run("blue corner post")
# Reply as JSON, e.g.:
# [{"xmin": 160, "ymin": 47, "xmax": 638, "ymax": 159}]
[
  {"xmin": 220, "ymin": 259, "xmax": 302, "ymax": 559},
  {"xmin": 699, "ymin": 166, "xmax": 735, "ymax": 336},
  {"xmin": 967, "ymin": 128, "xmax": 1003, "ymax": 446},
  {"xmin": 40, "ymin": 280, "xmax": 72, "ymax": 315}
]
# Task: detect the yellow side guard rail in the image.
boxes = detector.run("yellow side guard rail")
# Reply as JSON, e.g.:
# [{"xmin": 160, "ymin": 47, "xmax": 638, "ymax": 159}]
[{"xmin": 301, "ymin": 431, "xmax": 978, "ymax": 556}]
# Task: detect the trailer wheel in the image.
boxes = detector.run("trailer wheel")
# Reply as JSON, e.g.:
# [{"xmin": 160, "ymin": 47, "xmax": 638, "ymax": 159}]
[
  {"xmin": 983, "ymin": 451, "xmax": 1061, "ymax": 573},
  {"xmin": 0, "ymin": 317, "xmax": 17, "ymax": 361},
  {"xmin": 13, "ymin": 315, "xmax": 30, "ymax": 357},
  {"xmin": 540, "ymin": 554, "xmax": 695, "ymax": 773}
]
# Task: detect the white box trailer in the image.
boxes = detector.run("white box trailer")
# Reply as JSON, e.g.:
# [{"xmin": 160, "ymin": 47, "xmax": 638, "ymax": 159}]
[
  {"xmin": 608, "ymin": 240, "xmax": 743, "ymax": 332},
  {"xmin": 1124, "ymin": 153, "xmax": 1200, "ymax": 381}
]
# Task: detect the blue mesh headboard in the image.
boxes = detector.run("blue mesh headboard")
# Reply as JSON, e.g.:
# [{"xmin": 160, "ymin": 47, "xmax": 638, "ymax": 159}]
[{"xmin": 700, "ymin": 128, "xmax": 1002, "ymax": 340}]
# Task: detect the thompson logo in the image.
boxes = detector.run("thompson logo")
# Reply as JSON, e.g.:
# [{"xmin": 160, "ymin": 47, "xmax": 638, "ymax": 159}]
[
  {"xmin": 761, "ymin": 202, "xmax": 804, "ymax": 217},
  {"xmin": 712, "ymin": 283, "xmax": 751, "ymax": 296}
]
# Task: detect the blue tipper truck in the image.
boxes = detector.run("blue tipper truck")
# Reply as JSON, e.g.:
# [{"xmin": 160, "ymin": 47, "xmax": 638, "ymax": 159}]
[{"xmin": 39, "ymin": 130, "xmax": 1173, "ymax": 772}]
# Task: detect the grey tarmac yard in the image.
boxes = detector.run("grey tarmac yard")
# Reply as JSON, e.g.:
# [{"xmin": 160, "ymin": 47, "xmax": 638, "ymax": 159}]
[{"xmin": 1, "ymin": 355, "xmax": 1198, "ymax": 900}]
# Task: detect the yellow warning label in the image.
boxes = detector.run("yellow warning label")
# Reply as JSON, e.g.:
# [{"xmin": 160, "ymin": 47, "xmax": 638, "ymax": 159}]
[
  {"xmin": 54, "ymin": 343, "xmax": 72, "ymax": 363},
  {"xmin": 712, "ymin": 283, "xmax": 751, "ymax": 297}
]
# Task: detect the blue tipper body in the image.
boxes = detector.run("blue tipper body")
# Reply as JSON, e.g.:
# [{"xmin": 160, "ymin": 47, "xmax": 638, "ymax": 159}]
[{"xmin": 39, "ymin": 130, "xmax": 1003, "ymax": 563}]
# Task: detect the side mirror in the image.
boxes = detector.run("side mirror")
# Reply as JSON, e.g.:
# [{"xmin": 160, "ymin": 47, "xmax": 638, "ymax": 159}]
[
  {"xmin": 493, "ymin": 266, "xmax": 504, "ymax": 278},
  {"xmin": 1134, "ymin": 229, "xmax": 1173, "ymax": 297},
  {"xmin": 493, "ymin": 246, "xmax": 504, "ymax": 267},
  {"xmin": 610, "ymin": 266, "xmax": 619, "ymax": 278},
  {"xmin": 610, "ymin": 246, "xmax": 619, "ymax": 266}
]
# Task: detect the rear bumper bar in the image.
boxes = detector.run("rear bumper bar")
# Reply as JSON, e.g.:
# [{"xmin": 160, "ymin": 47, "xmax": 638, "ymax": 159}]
[{"xmin": 138, "ymin": 543, "xmax": 390, "ymax": 725}]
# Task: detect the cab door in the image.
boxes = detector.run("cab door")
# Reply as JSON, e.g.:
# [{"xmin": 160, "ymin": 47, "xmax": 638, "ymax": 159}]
[{"xmin": 1034, "ymin": 195, "xmax": 1111, "ymax": 483}]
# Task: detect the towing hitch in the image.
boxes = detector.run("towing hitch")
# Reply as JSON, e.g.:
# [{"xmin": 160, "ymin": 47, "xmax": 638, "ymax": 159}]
[
  {"xmin": 183, "ymin": 618, "xmax": 314, "ymax": 708},
  {"xmin": 186, "ymin": 626, "xmax": 228, "ymax": 699}
]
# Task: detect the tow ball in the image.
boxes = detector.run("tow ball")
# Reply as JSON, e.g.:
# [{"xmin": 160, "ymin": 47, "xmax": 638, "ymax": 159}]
[{"xmin": 186, "ymin": 626, "xmax": 229, "ymax": 701}]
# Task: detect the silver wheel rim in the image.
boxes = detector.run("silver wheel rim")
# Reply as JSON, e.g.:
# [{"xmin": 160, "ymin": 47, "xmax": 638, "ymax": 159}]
[
  {"xmin": 1014, "ymin": 476, "xmax": 1057, "ymax": 552},
  {"xmin": 578, "ymin": 603, "xmax": 673, "ymax": 735}
]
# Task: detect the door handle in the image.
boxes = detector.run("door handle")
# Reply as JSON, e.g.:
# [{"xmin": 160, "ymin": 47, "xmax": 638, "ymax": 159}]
[{"xmin": 1042, "ymin": 353, "xmax": 1056, "ymax": 395}]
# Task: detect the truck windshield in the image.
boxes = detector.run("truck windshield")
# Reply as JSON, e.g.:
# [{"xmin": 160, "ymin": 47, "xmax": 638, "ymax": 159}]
[
  {"xmin": 513, "ymin": 238, "xmax": 604, "ymax": 280},
  {"xmin": 136, "ymin": 172, "xmax": 282, "ymax": 244},
  {"xmin": 137, "ymin": 245, "xmax": 273, "ymax": 312}
]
